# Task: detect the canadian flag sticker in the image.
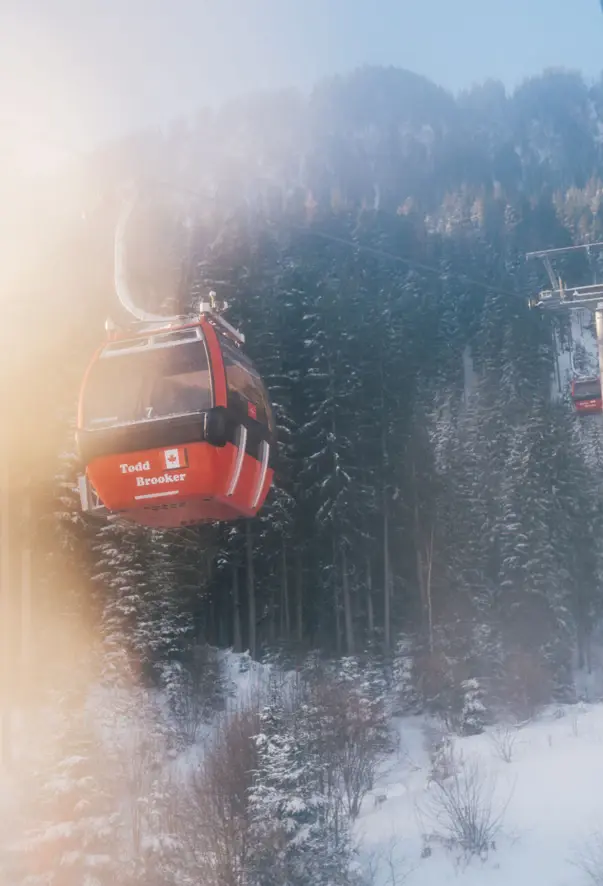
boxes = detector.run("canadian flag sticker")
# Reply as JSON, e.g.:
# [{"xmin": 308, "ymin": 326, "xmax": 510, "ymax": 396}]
[{"xmin": 163, "ymin": 448, "xmax": 188, "ymax": 470}]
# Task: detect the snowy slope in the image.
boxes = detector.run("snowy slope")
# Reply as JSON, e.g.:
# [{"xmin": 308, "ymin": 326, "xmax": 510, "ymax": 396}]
[
  {"xmin": 7, "ymin": 649, "xmax": 603, "ymax": 885},
  {"xmin": 358, "ymin": 704, "xmax": 603, "ymax": 886},
  {"xmin": 189, "ymin": 652, "xmax": 603, "ymax": 886}
]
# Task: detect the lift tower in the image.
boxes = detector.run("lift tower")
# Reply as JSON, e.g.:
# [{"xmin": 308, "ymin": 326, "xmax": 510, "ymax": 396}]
[{"xmin": 527, "ymin": 241, "xmax": 603, "ymax": 407}]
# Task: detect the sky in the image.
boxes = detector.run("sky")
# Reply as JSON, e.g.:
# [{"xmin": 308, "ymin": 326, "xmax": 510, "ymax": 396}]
[{"xmin": 1, "ymin": 0, "xmax": 602, "ymax": 172}]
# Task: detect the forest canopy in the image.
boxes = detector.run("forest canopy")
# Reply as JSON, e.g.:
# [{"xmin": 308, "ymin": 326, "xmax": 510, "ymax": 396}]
[{"xmin": 7, "ymin": 63, "xmax": 603, "ymax": 716}]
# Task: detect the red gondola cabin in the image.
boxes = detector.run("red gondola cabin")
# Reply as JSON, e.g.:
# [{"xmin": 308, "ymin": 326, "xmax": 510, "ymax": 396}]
[
  {"xmin": 76, "ymin": 302, "xmax": 276, "ymax": 528},
  {"xmin": 570, "ymin": 376, "xmax": 602, "ymax": 415}
]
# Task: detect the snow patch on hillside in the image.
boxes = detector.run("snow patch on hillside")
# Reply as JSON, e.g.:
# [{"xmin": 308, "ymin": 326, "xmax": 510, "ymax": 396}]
[
  {"xmin": 358, "ymin": 703, "xmax": 603, "ymax": 886},
  {"xmin": 6, "ymin": 650, "xmax": 603, "ymax": 886}
]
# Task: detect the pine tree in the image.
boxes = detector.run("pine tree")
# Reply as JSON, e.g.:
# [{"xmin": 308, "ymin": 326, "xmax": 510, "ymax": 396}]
[
  {"xmin": 392, "ymin": 634, "xmax": 421, "ymax": 715},
  {"xmin": 248, "ymin": 674, "xmax": 353, "ymax": 885},
  {"xmin": 15, "ymin": 696, "xmax": 121, "ymax": 886},
  {"xmin": 92, "ymin": 521, "xmax": 193, "ymax": 687}
]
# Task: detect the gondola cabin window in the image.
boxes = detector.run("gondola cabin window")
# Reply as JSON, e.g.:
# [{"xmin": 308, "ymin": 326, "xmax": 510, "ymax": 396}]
[
  {"xmin": 82, "ymin": 337, "xmax": 213, "ymax": 429},
  {"xmin": 219, "ymin": 333, "xmax": 275, "ymax": 432},
  {"xmin": 572, "ymin": 378, "xmax": 600, "ymax": 400}
]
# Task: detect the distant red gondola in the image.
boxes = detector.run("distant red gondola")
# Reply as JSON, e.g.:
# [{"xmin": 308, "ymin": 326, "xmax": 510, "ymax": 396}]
[
  {"xmin": 570, "ymin": 376, "xmax": 602, "ymax": 415},
  {"xmin": 76, "ymin": 298, "xmax": 276, "ymax": 528}
]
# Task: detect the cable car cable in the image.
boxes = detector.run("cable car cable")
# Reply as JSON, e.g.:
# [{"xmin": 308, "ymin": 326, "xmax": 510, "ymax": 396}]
[
  {"xmin": 289, "ymin": 225, "xmax": 524, "ymax": 301},
  {"xmin": 107, "ymin": 177, "xmax": 572, "ymax": 387},
  {"xmin": 123, "ymin": 178, "xmax": 526, "ymax": 303}
]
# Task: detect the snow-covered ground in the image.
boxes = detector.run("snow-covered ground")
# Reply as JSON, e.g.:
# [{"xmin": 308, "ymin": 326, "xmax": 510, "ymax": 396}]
[
  {"xmin": 359, "ymin": 703, "xmax": 603, "ymax": 886},
  {"xmin": 5, "ymin": 649, "xmax": 603, "ymax": 885},
  {"xmin": 182, "ymin": 650, "xmax": 603, "ymax": 886}
]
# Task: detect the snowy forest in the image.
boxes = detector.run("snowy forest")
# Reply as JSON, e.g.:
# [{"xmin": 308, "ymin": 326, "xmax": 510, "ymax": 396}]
[{"xmin": 5, "ymin": 63, "xmax": 603, "ymax": 883}]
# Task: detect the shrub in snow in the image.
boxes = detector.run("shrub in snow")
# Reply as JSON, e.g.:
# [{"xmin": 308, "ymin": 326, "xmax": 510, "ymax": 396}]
[
  {"xmin": 428, "ymin": 733, "xmax": 457, "ymax": 786},
  {"xmin": 574, "ymin": 831, "xmax": 603, "ymax": 885},
  {"xmin": 460, "ymin": 678, "xmax": 486, "ymax": 736},
  {"xmin": 334, "ymin": 657, "xmax": 392, "ymax": 818},
  {"xmin": 162, "ymin": 643, "xmax": 227, "ymax": 746},
  {"xmin": 422, "ymin": 756, "xmax": 509, "ymax": 860},
  {"xmin": 489, "ymin": 723, "xmax": 518, "ymax": 763},
  {"xmin": 424, "ymin": 719, "xmax": 458, "ymax": 785},
  {"xmin": 238, "ymin": 650, "xmax": 253, "ymax": 673},
  {"xmin": 183, "ymin": 703, "xmax": 262, "ymax": 884},
  {"xmin": 361, "ymin": 836, "xmax": 410, "ymax": 886}
]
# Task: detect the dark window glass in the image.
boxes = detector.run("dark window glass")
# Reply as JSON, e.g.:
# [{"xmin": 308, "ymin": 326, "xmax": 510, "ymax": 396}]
[
  {"xmin": 83, "ymin": 339, "xmax": 212, "ymax": 429},
  {"xmin": 219, "ymin": 334, "xmax": 275, "ymax": 432},
  {"xmin": 573, "ymin": 379, "xmax": 601, "ymax": 399}
]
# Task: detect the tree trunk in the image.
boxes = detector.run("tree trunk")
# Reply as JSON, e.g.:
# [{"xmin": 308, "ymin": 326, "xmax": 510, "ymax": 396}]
[
  {"xmin": 366, "ymin": 557, "xmax": 374, "ymax": 638},
  {"xmin": 378, "ymin": 348, "xmax": 392, "ymax": 655},
  {"xmin": 232, "ymin": 562, "xmax": 242, "ymax": 653},
  {"xmin": 245, "ymin": 521, "xmax": 256, "ymax": 659},
  {"xmin": 281, "ymin": 540, "xmax": 290, "ymax": 640},
  {"xmin": 577, "ymin": 623, "xmax": 585, "ymax": 671},
  {"xmin": 416, "ymin": 525, "xmax": 435, "ymax": 655},
  {"xmin": 294, "ymin": 547, "xmax": 304, "ymax": 643},
  {"xmin": 586, "ymin": 629, "xmax": 593, "ymax": 675},
  {"xmin": 269, "ymin": 582, "xmax": 277, "ymax": 646},
  {"xmin": 413, "ymin": 460, "xmax": 434, "ymax": 654},
  {"xmin": 383, "ymin": 508, "xmax": 391, "ymax": 653},
  {"xmin": 341, "ymin": 545, "xmax": 355, "ymax": 655},
  {"xmin": 426, "ymin": 527, "xmax": 434, "ymax": 654},
  {"xmin": 208, "ymin": 593, "xmax": 216, "ymax": 647},
  {"xmin": 333, "ymin": 540, "xmax": 342, "ymax": 656}
]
